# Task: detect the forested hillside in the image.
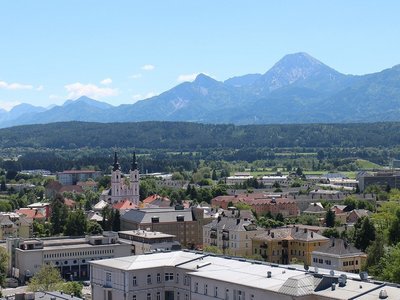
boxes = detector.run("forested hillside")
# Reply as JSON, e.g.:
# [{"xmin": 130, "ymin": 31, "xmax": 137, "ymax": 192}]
[{"xmin": 1, "ymin": 121, "xmax": 400, "ymax": 150}]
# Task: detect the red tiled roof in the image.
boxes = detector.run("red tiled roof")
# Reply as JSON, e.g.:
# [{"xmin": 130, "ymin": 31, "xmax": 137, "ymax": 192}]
[
  {"xmin": 16, "ymin": 208, "xmax": 45, "ymax": 220},
  {"xmin": 113, "ymin": 199, "xmax": 138, "ymax": 210}
]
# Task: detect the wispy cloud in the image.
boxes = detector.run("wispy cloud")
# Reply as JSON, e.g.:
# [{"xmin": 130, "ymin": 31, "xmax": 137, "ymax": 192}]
[
  {"xmin": 141, "ymin": 64, "xmax": 155, "ymax": 71},
  {"xmin": 132, "ymin": 92, "xmax": 158, "ymax": 102},
  {"xmin": 177, "ymin": 73, "xmax": 200, "ymax": 83},
  {"xmin": 0, "ymin": 100, "xmax": 21, "ymax": 111},
  {"xmin": 100, "ymin": 78, "xmax": 112, "ymax": 85},
  {"xmin": 130, "ymin": 74, "xmax": 142, "ymax": 79},
  {"xmin": 0, "ymin": 80, "xmax": 33, "ymax": 90},
  {"xmin": 64, "ymin": 82, "xmax": 119, "ymax": 99}
]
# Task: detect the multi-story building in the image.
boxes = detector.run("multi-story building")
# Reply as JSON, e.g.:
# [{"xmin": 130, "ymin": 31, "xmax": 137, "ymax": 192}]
[
  {"xmin": 358, "ymin": 171, "xmax": 400, "ymax": 192},
  {"xmin": 260, "ymin": 175, "xmax": 289, "ymax": 186},
  {"xmin": 203, "ymin": 215, "xmax": 264, "ymax": 256},
  {"xmin": 90, "ymin": 250, "xmax": 399, "ymax": 300},
  {"xmin": 7, "ymin": 231, "xmax": 131, "ymax": 283},
  {"xmin": 121, "ymin": 207, "xmax": 211, "ymax": 248},
  {"xmin": 212, "ymin": 193, "xmax": 300, "ymax": 217},
  {"xmin": 57, "ymin": 170, "xmax": 101, "ymax": 186},
  {"xmin": 252, "ymin": 226, "xmax": 329, "ymax": 265},
  {"xmin": 312, "ymin": 238, "xmax": 367, "ymax": 273},
  {"xmin": 118, "ymin": 230, "xmax": 181, "ymax": 255},
  {"xmin": 0, "ymin": 213, "xmax": 33, "ymax": 239}
]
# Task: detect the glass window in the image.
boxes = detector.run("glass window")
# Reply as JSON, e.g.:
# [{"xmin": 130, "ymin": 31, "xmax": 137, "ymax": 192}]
[
  {"xmin": 133, "ymin": 276, "xmax": 137, "ymax": 286},
  {"xmin": 156, "ymin": 292, "xmax": 161, "ymax": 300},
  {"xmin": 214, "ymin": 287, "xmax": 218, "ymax": 297},
  {"xmin": 147, "ymin": 293, "xmax": 151, "ymax": 300},
  {"xmin": 165, "ymin": 272, "xmax": 174, "ymax": 281},
  {"xmin": 157, "ymin": 273, "xmax": 161, "ymax": 283},
  {"xmin": 147, "ymin": 274, "xmax": 152, "ymax": 285}
]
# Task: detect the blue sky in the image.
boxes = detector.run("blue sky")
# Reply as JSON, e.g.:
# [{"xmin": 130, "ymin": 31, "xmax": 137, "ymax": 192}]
[{"xmin": 0, "ymin": 1, "xmax": 399, "ymax": 110}]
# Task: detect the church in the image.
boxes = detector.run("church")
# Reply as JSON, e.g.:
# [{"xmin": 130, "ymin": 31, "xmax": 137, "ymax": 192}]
[{"xmin": 101, "ymin": 152, "xmax": 140, "ymax": 205}]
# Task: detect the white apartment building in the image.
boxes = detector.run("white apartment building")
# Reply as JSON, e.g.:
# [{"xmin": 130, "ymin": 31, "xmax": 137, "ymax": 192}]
[{"xmin": 90, "ymin": 251, "xmax": 400, "ymax": 300}]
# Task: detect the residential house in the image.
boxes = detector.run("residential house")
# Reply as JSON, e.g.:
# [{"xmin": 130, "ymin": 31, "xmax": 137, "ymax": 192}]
[
  {"xmin": 312, "ymin": 238, "xmax": 367, "ymax": 273},
  {"xmin": 346, "ymin": 209, "xmax": 372, "ymax": 224}
]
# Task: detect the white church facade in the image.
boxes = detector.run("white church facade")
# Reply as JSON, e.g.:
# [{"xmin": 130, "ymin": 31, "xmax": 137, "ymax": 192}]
[{"xmin": 100, "ymin": 152, "xmax": 140, "ymax": 205}]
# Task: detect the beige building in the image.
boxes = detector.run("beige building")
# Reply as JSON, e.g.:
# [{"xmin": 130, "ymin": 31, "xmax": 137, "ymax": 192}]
[
  {"xmin": 121, "ymin": 207, "xmax": 211, "ymax": 248},
  {"xmin": 0, "ymin": 213, "xmax": 32, "ymax": 240},
  {"xmin": 252, "ymin": 226, "xmax": 329, "ymax": 265},
  {"xmin": 7, "ymin": 231, "xmax": 131, "ymax": 283},
  {"xmin": 90, "ymin": 250, "xmax": 399, "ymax": 300},
  {"xmin": 203, "ymin": 215, "xmax": 264, "ymax": 256},
  {"xmin": 312, "ymin": 238, "xmax": 367, "ymax": 273}
]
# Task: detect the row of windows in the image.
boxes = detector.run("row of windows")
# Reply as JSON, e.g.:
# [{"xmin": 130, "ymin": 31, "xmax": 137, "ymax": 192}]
[
  {"xmin": 132, "ymin": 292, "xmax": 189, "ymax": 300},
  {"xmin": 44, "ymin": 249, "xmax": 114, "ymax": 259},
  {"xmin": 343, "ymin": 260, "xmax": 358, "ymax": 266},
  {"xmin": 313, "ymin": 258, "xmax": 331, "ymax": 265},
  {"xmin": 131, "ymin": 273, "xmax": 189, "ymax": 286},
  {"xmin": 193, "ymin": 284, "xmax": 255, "ymax": 300}
]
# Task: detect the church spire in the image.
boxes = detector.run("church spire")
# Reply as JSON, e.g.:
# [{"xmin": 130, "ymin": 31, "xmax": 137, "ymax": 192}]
[
  {"xmin": 131, "ymin": 152, "xmax": 138, "ymax": 170},
  {"xmin": 113, "ymin": 151, "xmax": 120, "ymax": 171}
]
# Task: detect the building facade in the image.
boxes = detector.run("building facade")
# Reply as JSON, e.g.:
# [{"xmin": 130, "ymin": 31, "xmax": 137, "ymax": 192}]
[
  {"xmin": 90, "ymin": 251, "xmax": 399, "ymax": 300},
  {"xmin": 57, "ymin": 170, "xmax": 101, "ymax": 186},
  {"xmin": 7, "ymin": 232, "xmax": 131, "ymax": 283},
  {"xmin": 121, "ymin": 207, "xmax": 211, "ymax": 248},
  {"xmin": 252, "ymin": 226, "xmax": 329, "ymax": 265},
  {"xmin": 311, "ymin": 238, "xmax": 367, "ymax": 273},
  {"xmin": 203, "ymin": 215, "xmax": 264, "ymax": 256},
  {"xmin": 212, "ymin": 193, "xmax": 300, "ymax": 217}
]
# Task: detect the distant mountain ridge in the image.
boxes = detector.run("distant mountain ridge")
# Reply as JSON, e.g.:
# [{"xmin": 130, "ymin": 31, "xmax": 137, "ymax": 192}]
[{"xmin": 1, "ymin": 52, "xmax": 400, "ymax": 127}]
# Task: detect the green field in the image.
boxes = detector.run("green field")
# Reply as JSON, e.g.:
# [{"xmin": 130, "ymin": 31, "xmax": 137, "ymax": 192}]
[{"xmin": 355, "ymin": 159, "xmax": 382, "ymax": 169}]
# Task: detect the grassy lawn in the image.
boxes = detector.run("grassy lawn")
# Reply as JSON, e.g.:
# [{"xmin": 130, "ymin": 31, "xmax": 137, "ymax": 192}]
[{"xmin": 355, "ymin": 159, "xmax": 381, "ymax": 169}]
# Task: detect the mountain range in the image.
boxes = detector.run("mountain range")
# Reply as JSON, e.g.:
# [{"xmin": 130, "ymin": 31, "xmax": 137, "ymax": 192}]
[{"xmin": 2, "ymin": 52, "xmax": 400, "ymax": 127}]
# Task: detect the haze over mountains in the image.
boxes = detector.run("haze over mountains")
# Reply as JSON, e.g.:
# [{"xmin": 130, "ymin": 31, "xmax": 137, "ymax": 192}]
[{"xmin": 2, "ymin": 52, "xmax": 400, "ymax": 128}]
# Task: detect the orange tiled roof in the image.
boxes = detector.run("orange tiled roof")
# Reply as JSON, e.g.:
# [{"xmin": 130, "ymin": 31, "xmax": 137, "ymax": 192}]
[
  {"xmin": 113, "ymin": 199, "xmax": 138, "ymax": 210},
  {"xmin": 16, "ymin": 208, "xmax": 45, "ymax": 220}
]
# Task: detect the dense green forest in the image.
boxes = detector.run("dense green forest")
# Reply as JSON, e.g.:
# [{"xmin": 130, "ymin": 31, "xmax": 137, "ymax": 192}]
[
  {"xmin": 1, "ymin": 121, "xmax": 400, "ymax": 149},
  {"xmin": 1, "ymin": 121, "xmax": 400, "ymax": 173}
]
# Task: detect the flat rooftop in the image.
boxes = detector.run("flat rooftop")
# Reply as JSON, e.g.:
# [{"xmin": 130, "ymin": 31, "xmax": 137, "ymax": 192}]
[{"xmin": 90, "ymin": 251, "xmax": 400, "ymax": 299}]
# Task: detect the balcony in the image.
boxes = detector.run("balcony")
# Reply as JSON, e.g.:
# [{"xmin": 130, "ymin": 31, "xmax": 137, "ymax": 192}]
[
  {"xmin": 222, "ymin": 233, "xmax": 229, "ymax": 241},
  {"xmin": 210, "ymin": 231, "xmax": 217, "ymax": 239}
]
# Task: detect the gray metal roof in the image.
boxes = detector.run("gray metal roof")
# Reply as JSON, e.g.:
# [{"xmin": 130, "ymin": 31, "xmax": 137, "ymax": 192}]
[{"xmin": 121, "ymin": 207, "xmax": 194, "ymax": 224}]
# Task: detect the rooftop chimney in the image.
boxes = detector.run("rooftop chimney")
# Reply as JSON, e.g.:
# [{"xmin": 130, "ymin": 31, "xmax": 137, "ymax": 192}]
[{"xmin": 267, "ymin": 271, "xmax": 272, "ymax": 278}]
